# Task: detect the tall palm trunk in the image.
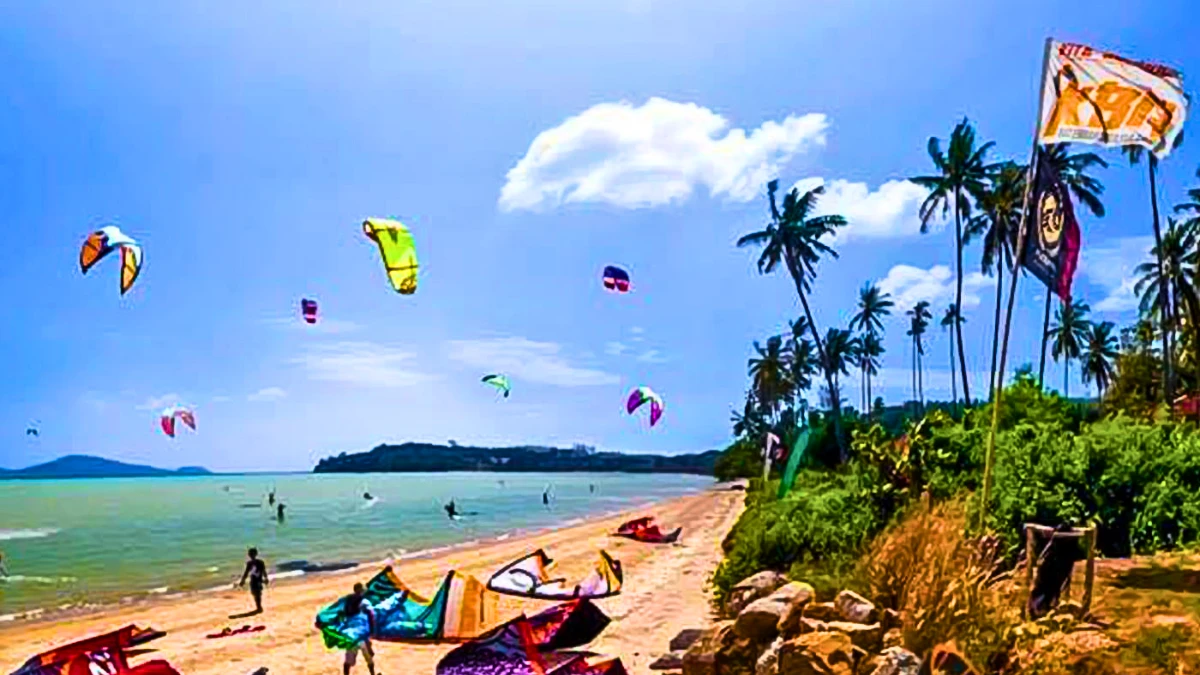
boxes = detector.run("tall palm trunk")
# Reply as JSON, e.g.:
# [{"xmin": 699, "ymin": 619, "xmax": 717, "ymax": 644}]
[
  {"xmin": 1038, "ymin": 289, "xmax": 1052, "ymax": 389},
  {"xmin": 989, "ymin": 254, "xmax": 1004, "ymax": 400},
  {"xmin": 918, "ymin": 346, "xmax": 925, "ymax": 411},
  {"xmin": 866, "ymin": 361, "xmax": 874, "ymax": 419},
  {"xmin": 785, "ymin": 255, "xmax": 846, "ymax": 461},
  {"xmin": 911, "ymin": 336, "xmax": 917, "ymax": 413},
  {"xmin": 953, "ymin": 197, "xmax": 972, "ymax": 406},
  {"xmin": 1064, "ymin": 359, "xmax": 1070, "ymax": 399},
  {"xmin": 949, "ymin": 329, "xmax": 958, "ymax": 412},
  {"xmin": 1149, "ymin": 156, "xmax": 1174, "ymax": 411}
]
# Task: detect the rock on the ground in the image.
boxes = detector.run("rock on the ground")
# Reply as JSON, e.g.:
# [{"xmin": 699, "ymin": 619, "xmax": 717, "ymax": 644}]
[
  {"xmin": 778, "ymin": 632, "xmax": 858, "ymax": 675},
  {"xmin": 671, "ymin": 628, "xmax": 706, "ymax": 652},
  {"xmin": 824, "ymin": 621, "xmax": 882, "ymax": 653},
  {"xmin": 772, "ymin": 581, "xmax": 816, "ymax": 607},
  {"xmin": 881, "ymin": 608, "xmax": 901, "ymax": 630},
  {"xmin": 728, "ymin": 571, "xmax": 787, "ymax": 615},
  {"xmin": 804, "ymin": 601, "xmax": 841, "ymax": 622},
  {"xmin": 834, "ymin": 590, "xmax": 878, "ymax": 624},
  {"xmin": 882, "ymin": 628, "xmax": 903, "ymax": 650},
  {"xmin": 683, "ymin": 621, "xmax": 732, "ymax": 675},
  {"xmin": 864, "ymin": 647, "xmax": 920, "ymax": 675},
  {"xmin": 651, "ymin": 651, "xmax": 685, "ymax": 671},
  {"xmin": 738, "ymin": 582, "xmax": 816, "ymax": 643},
  {"xmin": 756, "ymin": 637, "xmax": 783, "ymax": 675}
]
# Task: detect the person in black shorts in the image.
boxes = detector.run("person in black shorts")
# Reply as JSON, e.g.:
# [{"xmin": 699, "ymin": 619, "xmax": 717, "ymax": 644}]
[{"xmin": 238, "ymin": 547, "xmax": 269, "ymax": 614}]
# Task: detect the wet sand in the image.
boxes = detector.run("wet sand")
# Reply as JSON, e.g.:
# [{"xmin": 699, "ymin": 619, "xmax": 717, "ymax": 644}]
[{"xmin": 0, "ymin": 486, "xmax": 745, "ymax": 674}]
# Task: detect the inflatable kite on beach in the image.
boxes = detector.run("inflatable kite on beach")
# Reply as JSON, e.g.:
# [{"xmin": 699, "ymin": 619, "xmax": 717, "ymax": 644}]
[
  {"xmin": 481, "ymin": 374, "xmax": 511, "ymax": 398},
  {"xmin": 10, "ymin": 624, "xmax": 180, "ymax": 675},
  {"xmin": 436, "ymin": 599, "xmax": 627, "ymax": 675},
  {"xmin": 362, "ymin": 218, "xmax": 419, "ymax": 295},
  {"xmin": 626, "ymin": 387, "xmax": 663, "ymax": 427},
  {"xmin": 80, "ymin": 226, "xmax": 143, "ymax": 295},
  {"xmin": 315, "ymin": 567, "xmax": 496, "ymax": 649},
  {"xmin": 602, "ymin": 266, "xmax": 630, "ymax": 293},
  {"xmin": 301, "ymin": 298, "xmax": 318, "ymax": 324},
  {"xmin": 486, "ymin": 549, "xmax": 623, "ymax": 601},
  {"xmin": 160, "ymin": 406, "xmax": 196, "ymax": 438},
  {"xmin": 612, "ymin": 516, "xmax": 681, "ymax": 544}
]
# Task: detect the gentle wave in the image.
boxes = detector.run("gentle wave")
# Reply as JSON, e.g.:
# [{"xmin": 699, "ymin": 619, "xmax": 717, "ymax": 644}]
[
  {"xmin": 0, "ymin": 528, "xmax": 60, "ymax": 541},
  {"xmin": 0, "ymin": 575, "xmax": 77, "ymax": 584}
]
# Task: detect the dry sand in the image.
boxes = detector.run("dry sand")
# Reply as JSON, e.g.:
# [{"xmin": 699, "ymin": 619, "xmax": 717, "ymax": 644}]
[{"xmin": 0, "ymin": 487, "xmax": 745, "ymax": 674}]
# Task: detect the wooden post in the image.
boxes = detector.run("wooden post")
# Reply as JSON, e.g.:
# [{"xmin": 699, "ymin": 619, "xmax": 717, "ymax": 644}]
[
  {"xmin": 1024, "ymin": 523, "xmax": 1036, "ymax": 619},
  {"xmin": 1082, "ymin": 526, "xmax": 1097, "ymax": 613}
]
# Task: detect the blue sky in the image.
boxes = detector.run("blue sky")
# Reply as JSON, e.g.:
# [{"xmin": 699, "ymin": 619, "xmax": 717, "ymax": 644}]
[{"xmin": 2, "ymin": 0, "xmax": 1198, "ymax": 471}]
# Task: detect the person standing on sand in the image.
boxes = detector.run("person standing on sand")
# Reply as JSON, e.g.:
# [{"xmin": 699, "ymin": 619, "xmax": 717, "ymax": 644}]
[
  {"xmin": 237, "ymin": 547, "xmax": 269, "ymax": 614},
  {"xmin": 341, "ymin": 582, "xmax": 379, "ymax": 675}
]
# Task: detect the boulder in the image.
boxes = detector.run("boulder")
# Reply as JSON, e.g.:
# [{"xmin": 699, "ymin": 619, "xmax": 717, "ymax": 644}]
[
  {"xmin": 773, "ymin": 581, "xmax": 816, "ymax": 607},
  {"xmin": 651, "ymin": 651, "xmax": 685, "ymax": 671},
  {"xmin": 728, "ymin": 571, "xmax": 787, "ymax": 615},
  {"xmin": 882, "ymin": 628, "xmax": 904, "ymax": 650},
  {"xmin": 736, "ymin": 596, "xmax": 789, "ymax": 642},
  {"xmin": 834, "ymin": 590, "xmax": 878, "ymax": 624},
  {"xmin": 756, "ymin": 637, "xmax": 783, "ymax": 675},
  {"xmin": 864, "ymin": 647, "xmax": 920, "ymax": 675},
  {"xmin": 778, "ymin": 632, "xmax": 857, "ymax": 675},
  {"xmin": 671, "ymin": 628, "xmax": 706, "ymax": 652},
  {"xmin": 683, "ymin": 621, "xmax": 733, "ymax": 675},
  {"xmin": 803, "ymin": 602, "xmax": 841, "ymax": 622},
  {"xmin": 825, "ymin": 622, "xmax": 882, "ymax": 653},
  {"xmin": 723, "ymin": 635, "xmax": 764, "ymax": 675}
]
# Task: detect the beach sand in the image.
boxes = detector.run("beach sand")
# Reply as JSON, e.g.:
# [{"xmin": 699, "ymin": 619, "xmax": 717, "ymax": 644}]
[{"xmin": 0, "ymin": 486, "xmax": 744, "ymax": 674}]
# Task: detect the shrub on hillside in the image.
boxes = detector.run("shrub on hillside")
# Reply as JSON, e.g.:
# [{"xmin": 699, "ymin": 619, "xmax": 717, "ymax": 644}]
[{"xmin": 713, "ymin": 437, "xmax": 763, "ymax": 482}]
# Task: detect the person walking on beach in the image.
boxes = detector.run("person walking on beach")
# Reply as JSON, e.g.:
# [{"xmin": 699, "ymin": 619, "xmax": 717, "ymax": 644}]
[
  {"xmin": 341, "ymin": 583, "xmax": 378, "ymax": 675},
  {"xmin": 238, "ymin": 547, "xmax": 269, "ymax": 614}
]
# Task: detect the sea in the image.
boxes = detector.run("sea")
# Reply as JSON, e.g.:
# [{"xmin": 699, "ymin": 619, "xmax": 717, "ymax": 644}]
[{"xmin": 0, "ymin": 472, "xmax": 712, "ymax": 619}]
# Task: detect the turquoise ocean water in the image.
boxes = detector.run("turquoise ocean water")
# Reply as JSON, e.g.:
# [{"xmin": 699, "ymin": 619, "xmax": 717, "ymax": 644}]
[{"xmin": 0, "ymin": 472, "xmax": 712, "ymax": 618}]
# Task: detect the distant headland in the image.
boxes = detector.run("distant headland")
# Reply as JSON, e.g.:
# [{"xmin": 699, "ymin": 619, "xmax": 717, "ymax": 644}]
[
  {"xmin": 0, "ymin": 454, "xmax": 212, "ymax": 479},
  {"xmin": 313, "ymin": 442, "xmax": 720, "ymax": 475}
]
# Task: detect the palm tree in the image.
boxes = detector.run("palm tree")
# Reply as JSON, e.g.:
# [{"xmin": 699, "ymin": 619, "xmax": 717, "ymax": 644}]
[
  {"xmin": 1081, "ymin": 321, "xmax": 1119, "ymax": 399},
  {"xmin": 859, "ymin": 332, "xmax": 884, "ymax": 416},
  {"xmin": 1176, "ymin": 167, "xmax": 1200, "ymax": 228},
  {"xmin": 1175, "ymin": 170, "xmax": 1200, "ymax": 418},
  {"xmin": 941, "ymin": 303, "xmax": 964, "ymax": 410},
  {"xmin": 966, "ymin": 162, "xmax": 1024, "ymax": 400},
  {"xmin": 821, "ymin": 328, "xmax": 858, "ymax": 413},
  {"xmin": 850, "ymin": 283, "xmax": 894, "ymax": 415},
  {"xmin": 1049, "ymin": 299, "xmax": 1092, "ymax": 399},
  {"xmin": 732, "ymin": 391, "xmax": 768, "ymax": 439},
  {"xmin": 911, "ymin": 119, "xmax": 995, "ymax": 407},
  {"xmin": 786, "ymin": 335, "xmax": 819, "ymax": 411},
  {"xmin": 906, "ymin": 301, "xmax": 932, "ymax": 411},
  {"xmin": 1136, "ymin": 218, "xmax": 1200, "ymax": 409},
  {"xmin": 748, "ymin": 335, "xmax": 791, "ymax": 423},
  {"xmin": 738, "ymin": 180, "xmax": 848, "ymax": 459}
]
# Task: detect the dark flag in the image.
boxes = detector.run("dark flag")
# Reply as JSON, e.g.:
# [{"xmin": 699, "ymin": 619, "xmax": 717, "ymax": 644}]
[{"xmin": 1023, "ymin": 159, "xmax": 1081, "ymax": 301}]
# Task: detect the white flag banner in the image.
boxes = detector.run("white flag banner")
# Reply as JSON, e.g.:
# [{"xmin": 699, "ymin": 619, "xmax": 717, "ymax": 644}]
[{"xmin": 1039, "ymin": 41, "xmax": 1187, "ymax": 158}]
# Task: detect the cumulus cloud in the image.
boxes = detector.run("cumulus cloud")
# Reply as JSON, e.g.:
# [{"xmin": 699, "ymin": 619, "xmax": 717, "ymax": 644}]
[
  {"xmin": 605, "ymin": 341, "xmax": 630, "ymax": 356},
  {"xmin": 247, "ymin": 387, "xmax": 287, "ymax": 403},
  {"xmin": 292, "ymin": 342, "xmax": 433, "ymax": 387},
  {"xmin": 136, "ymin": 393, "xmax": 182, "ymax": 411},
  {"xmin": 877, "ymin": 264, "xmax": 994, "ymax": 312},
  {"xmin": 637, "ymin": 349, "xmax": 667, "ymax": 363},
  {"xmin": 791, "ymin": 177, "xmax": 931, "ymax": 242},
  {"xmin": 448, "ymin": 337, "xmax": 619, "ymax": 386},
  {"xmin": 1079, "ymin": 236, "xmax": 1154, "ymax": 313},
  {"xmin": 499, "ymin": 98, "xmax": 828, "ymax": 211}
]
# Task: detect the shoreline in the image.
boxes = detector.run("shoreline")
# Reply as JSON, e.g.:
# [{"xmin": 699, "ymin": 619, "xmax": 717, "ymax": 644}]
[{"xmin": 0, "ymin": 489, "xmax": 719, "ymax": 630}]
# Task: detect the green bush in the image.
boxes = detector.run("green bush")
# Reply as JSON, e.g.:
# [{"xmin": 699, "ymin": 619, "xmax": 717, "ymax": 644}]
[{"xmin": 713, "ymin": 436, "xmax": 763, "ymax": 482}]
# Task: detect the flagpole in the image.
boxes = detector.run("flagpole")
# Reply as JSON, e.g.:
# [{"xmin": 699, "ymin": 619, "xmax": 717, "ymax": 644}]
[{"xmin": 980, "ymin": 37, "xmax": 1054, "ymax": 529}]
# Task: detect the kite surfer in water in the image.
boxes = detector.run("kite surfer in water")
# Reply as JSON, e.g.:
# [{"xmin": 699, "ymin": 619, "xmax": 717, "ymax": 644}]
[
  {"xmin": 0, "ymin": 551, "xmax": 8, "ymax": 577},
  {"xmin": 542, "ymin": 488, "xmax": 551, "ymax": 507},
  {"xmin": 444, "ymin": 500, "xmax": 459, "ymax": 519},
  {"xmin": 276, "ymin": 503, "xmax": 286, "ymax": 522},
  {"xmin": 237, "ymin": 548, "xmax": 269, "ymax": 615},
  {"xmin": 268, "ymin": 490, "xmax": 276, "ymax": 507},
  {"xmin": 363, "ymin": 492, "xmax": 373, "ymax": 501}
]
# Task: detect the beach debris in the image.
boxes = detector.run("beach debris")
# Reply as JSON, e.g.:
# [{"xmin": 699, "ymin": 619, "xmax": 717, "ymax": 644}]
[
  {"xmin": 725, "ymin": 571, "xmax": 786, "ymax": 617},
  {"xmin": 10, "ymin": 624, "xmax": 180, "ymax": 675},
  {"xmin": 205, "ymin": 624, "xmax": 266, "ymax": 639},
  {"xmin": 301, "ymin": 298, "xmax": 318, "ymax": 324},
  {"xmin": 160, "ymin": 406, "xmax": 197, "ymax": 438},
  {"xmin": 626, "ymin": 387, "xmax": 664, "ymax": 427},
  {"xmin": 80, "ymin": 225, "xmax": 143, "ymax": 296},
  {"xmin": 316, "ymin": 567, "xmax": 495, "ymax": 647},
  {"xmin": 612, "ymin": 516, "xmax": 681, "ymax": 544},
  {"xmin": 602, "ymin": 265, "xmax": 631, "ymax": 293},
  {"xmin": 362, "ymin": 218, "xmax": 418, "ymax": 294},
  {"xmin": 487, "ymin": 549, "xmax": 623, "ymax": 600},
  {"xmin": 249, "ymin": 669, "xmax": 269, "ymax": 675},
  {"xmin": 481, "ymin": 374, "xmax": 511, "ymax": 399}
]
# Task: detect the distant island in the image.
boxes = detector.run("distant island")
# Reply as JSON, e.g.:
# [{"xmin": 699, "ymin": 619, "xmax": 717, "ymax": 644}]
[
  {"xmin": 0, "ymin": 454, "xmax": 212, "ymax": 480},
  {"xmin": 313, "ymin": 442, "xmax": 720, "ymax": 475}
]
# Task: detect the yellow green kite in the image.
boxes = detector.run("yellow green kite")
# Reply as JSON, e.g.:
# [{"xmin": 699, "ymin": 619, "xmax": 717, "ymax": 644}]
[{"xmin": 363, "ymin": 218, "xmax": 419, "ymax": 295}]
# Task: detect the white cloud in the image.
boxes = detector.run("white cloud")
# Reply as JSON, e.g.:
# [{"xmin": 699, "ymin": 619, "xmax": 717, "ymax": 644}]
[
  {"xmin": 1079, "ymin": 236, "xmax": 1154, "ymax": 313},
  {"xmin": 136, "ymin": 393, "xmax": 182, "ymax": 411},
  {"xmin": 605, "ymin": 341, "xmax": 630, "ymax": 356},
  {"xmin": 791, "ymin": 177, "xmax": 931, "ymax": 242},
  {"xmin": 292, "ymin": 342, "xmax": 433, "ymax": 387},
  {"xmin": 499, "ymin": 98, "xmax": 828, "ymax": 211},
  {"xmin": 637, "ymin": 349, "xmax": 667, "ymax": 363},
  {"xmin": 247, "ymin": 387, "xmax": 287, "ymax": 403},
  {"xmin": 448, "ymin": 337, "xmax": 619, "ymax": 387},
  {"xmin": 629, "ymin": 326, "xmax": 646, "ymax": 342},
  {"xmin": 211, "ymin": 395, "xmax": 232, "ymax": 403},
  {"xmin": 877, "ymin": 264, "xmax": 994, "ymax": 313}
]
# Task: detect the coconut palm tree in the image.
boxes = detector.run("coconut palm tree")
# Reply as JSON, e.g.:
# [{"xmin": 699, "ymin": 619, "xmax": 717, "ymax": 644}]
[
  {"xmin": 850, "ymin": 283, "xmax": 894, "ymax": 415},
  {"xmin": 748, "ymin": 336, "xmax": 792, "ymax": 424},
  {"xmin": 732, "ymin": 391, "xmax": 768, "ymax": 439},
  {"xmin": 910, "ymin": 119, "xmax": 995, "ymax": 407},
  {"xmin": 821, "ymin": 328, "xmax": 858, "ymax": 413},
  {"xmin": 1081, "ymin": 321, "xmax": 1119, "ymax": 399},
  {"xmin": 738, "ymin": 180, "xmax": 848, "ymax": 459},
  {"xmin": 1176, "ymin": 168, "xmax": 1200, "ymax": 228},
  {"xmin": 941, "ymin": 303, "xmax": 964, "ymax": 410},
  {"xmin": 966, "ymin": 162, "xmax": 1024, "ymax": 400},
  {"xmin": 859, "ymin": 332, "xmax": 884, "ymax": 417},
  {"xmin": 786, "ymin": 335, "xmax": 819, "ymax": 410},
  {"xmin": 906, "ymin": 301, "xmax": 932, "ymax": 411},
  {"xmin": 1049, "ymin": 299, "xmax": 1092, "ymax": 399}
]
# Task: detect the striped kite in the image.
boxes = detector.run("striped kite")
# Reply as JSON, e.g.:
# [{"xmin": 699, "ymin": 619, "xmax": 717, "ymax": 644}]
[
  {"xmin": 80, "ymin": 226, "xmax": 143, "ymax": 295},
  {"xmin": 626, "ymin": 387, "xmax": 664, "ymax": 427},
  {"xmin": 160, "ymin": 407, "xmax": 196, "ymax": 438}
]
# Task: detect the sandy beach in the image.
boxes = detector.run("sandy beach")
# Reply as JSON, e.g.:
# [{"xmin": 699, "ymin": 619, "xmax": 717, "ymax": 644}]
[{"xmin": 0, "ymin": 486, "xmax": 744, "ymax": 674}]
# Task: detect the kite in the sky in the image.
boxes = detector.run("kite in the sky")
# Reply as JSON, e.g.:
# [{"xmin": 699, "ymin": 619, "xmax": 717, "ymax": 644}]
[
  {"xmin": 25, "ymin": 425, "xmax": 38, "ymax": 437},
  {"xmin": 80, "ymin": 226, "xmax": 143, "ymax": 295},
  {"xmin": 10, "ymin": 624, "xmax": 180, "ymax": 675},
  {"xmin": 602, "ymin": 266, "xmax": 630, "ymax": 293},
  {"xmin": 481, "ymin": 374, "xmax": 511, "ymax": 398},
  {"xmin": 486, "ymin": 549, "xmax": 623, "ymax": 601},
  {"xmin": 626, "ymin": 387, "xmax": 663, "ymax": 427},
  {"xmin": 363, "ymin": 218, "xmax": 419, "ymax": 295},
  {"xmin": 160, "ymin": 407, "xmax": 196, "ymax": 438},
  {"xmin": 301, "ymin": 298, "xmax": 318, "ymax": 324}
]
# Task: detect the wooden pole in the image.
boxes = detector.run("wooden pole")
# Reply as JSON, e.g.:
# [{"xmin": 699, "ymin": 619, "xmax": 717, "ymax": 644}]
[
  {"xmin": 1083, "ymin": 526, "xmax": 1097, "ymax": 613},
  {"xmin": 982, "ymin": 37, "xmax": 1055, "ymax": 527},
  {"xmin": 1024, "ymin": 524, "xmax": 1036, "ymax": 619}
]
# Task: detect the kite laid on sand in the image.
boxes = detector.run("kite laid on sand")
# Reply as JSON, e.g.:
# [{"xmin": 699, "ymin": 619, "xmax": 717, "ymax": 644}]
[
  {"xmin": 160, "ymin": 406, "xmax": 196, "ymax": 438},
  {"xmin": 80, "ymin": 226, "xmax": 143, "ymax": 295},
  {"xmin": 486, "ymin": 549, "xmax": 622, "ymax": 601},
  {"xmin": 362, "ymin": 218, "xmax": 419, "ymax": 295},
  {"xmin": 626, "ymin": 387, "xmax": 663, "ymax": 427},
  {"xmin": 612, "ymin": 516, "xmax": 681, "ymax": 544},
  {"xmin": 481, "ymin": 374, "xmax": 511, "ymax": 398},
  {"xmin": 315, "ymin": 567, "xmax": 495, "ymax": 649},
  {"xmin": 10, "ymin": 624, "xmax": 180, "ymax": 675}
]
